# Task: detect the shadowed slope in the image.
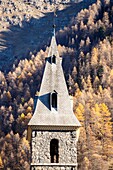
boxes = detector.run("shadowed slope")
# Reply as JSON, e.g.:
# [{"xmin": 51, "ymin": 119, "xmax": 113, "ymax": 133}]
[{"xmin": 0, "ymin": 0, "xmax": 96, "ymax": 72}]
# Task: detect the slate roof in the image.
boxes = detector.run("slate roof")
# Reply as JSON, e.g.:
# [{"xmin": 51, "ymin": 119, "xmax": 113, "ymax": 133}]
[{"xmin": 28, "ymin": 35, "xmax": 81, "ymax": 128}]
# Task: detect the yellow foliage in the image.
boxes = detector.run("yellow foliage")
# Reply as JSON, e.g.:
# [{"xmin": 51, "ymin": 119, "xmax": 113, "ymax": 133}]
[
  {"xmin": 93, "ymin": 103, "xmax": 111, "ymax": 118},
  {"xmin": 26, "ymin": 112, "xmax": 32, "ymax": 119},
  {"xmin": 93, "ymin": 47, "xmax": 98, "ymax": 53},
  {"xmin": 83, "ymin": 156, "xmax": 90, "ymax": 169},
  {"xmin": 21, "ymin": 149, "xmax": 25, "ymax": 154},
  {"xmin": 110, "ymin": 69, "xmax": 113, "ymax": 77},
  {"xmin": 6, "ymin": 133, "xmax": 11, "ymax": 139},
  {"xmin": 87, "ymin": 75, "xmax": 92, "ymax": 88},
  {"xmin": 100, "ymin": 103, "xmax": 111, "ymax": 117},
  {"xmin": 26, "ymin": 106, "xmax": 32, "ymax": 113},
  {"xmin": 94, "ymin": 103, "xmax": 100, "ymax": 113},
  {"xmin": 76, "ymin": 103, "xmax": 84, "ymax": 122},
  {"xmin": 99, "ymin": 85, "xmax": 103, "ymax": 93},
  {"xmin": 91, "ymin": 47, "xmax": 98, "ymax": 66},
  {"xmin": 20, "ymin": 113, "xmax": 25, "ymax": 119},
  {"xmin": 21, "ymin": 137, "xmax": 30, "ymax": 150},
  {"xmin": 0, "ymin": 156, "xmax": 3, "ymax": 168},
  {"xmin": 83, "ymin": 156, "xmax": 90, "ymax": 164},
  {"xmin": 92, "ymin": 102, "xmax": 112, "ymax": 140},
  {"xmin": 94, "ymin": 76, "xmax": 99, "ymax": 82},
  {"xmin": 75, "ymin": 88, "xmax": 82, "ymax": 98},
  {"xmin": 29, "ymin": 60, "xmax": 33, "ymax": 65},
  {"xmin": 22, "ymin": 137, "xmax": 29, "ymax": 144}
]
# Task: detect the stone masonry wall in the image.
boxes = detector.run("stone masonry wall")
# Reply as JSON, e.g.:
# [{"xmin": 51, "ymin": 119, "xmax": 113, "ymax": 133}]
[
  {"xmin": 31, "ymin": 166, "xmax": 77, "ymax": 170},
  {"xmin": 31, "ymin": 130, "xmax": 77, "ymax": 169}
]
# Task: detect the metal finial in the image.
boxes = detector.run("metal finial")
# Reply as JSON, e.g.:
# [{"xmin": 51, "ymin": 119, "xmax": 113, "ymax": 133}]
[
  {"xmin": 53, "ymin": 1, "xmax": 57, "ymax": 36},
  {"xmin": 53, "ymin": 24, "xmax": 56, "ymax": 36}
]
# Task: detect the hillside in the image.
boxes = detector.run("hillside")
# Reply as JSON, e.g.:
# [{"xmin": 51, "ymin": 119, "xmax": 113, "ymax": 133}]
[
  {"xmin": 0, "ymin": 0, "xmax": 95, "ymax": 72},
  {"xmin": 0, "ymin": 0, "xmax": 113, "ymax": 169}
]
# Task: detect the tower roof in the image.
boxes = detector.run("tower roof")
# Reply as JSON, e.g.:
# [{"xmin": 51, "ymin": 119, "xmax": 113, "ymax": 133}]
[{"xmin": 28, "ymin": 35, "xmax": 81, "ymax": 130}]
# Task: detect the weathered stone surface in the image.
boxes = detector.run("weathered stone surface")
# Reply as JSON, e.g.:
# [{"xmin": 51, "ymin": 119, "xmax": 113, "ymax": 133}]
[
  {"xmin": 31, "ymin": 166, "xmax": 77, "ymax": 170},
  {"xmin": 31, "ymin": 130, "xmax": 77, "ymax": 165}
]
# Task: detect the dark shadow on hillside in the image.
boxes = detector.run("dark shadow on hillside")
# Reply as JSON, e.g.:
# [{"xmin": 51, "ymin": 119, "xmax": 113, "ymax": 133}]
[{"xmin": 0, "ymin": 0, "xmax": 96, "ymax": 72}]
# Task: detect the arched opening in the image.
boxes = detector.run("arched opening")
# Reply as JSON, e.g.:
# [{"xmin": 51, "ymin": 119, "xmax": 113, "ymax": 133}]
[
  {"xmin": 50, "ymin": 139, "xmax": 59, "ymax": 163},
  {"xmin": 51, "ymin": 92, "xmax": 57, "ymax": 110},
  {"xmin": 52, "ymin": 55, "xmax": 56, "ymax": 64}
]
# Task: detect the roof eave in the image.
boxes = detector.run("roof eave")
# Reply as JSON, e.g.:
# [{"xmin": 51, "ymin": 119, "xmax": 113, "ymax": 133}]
[{"xmin": 28, "ymin": 124, "xmax": 81, "ymax": 131}]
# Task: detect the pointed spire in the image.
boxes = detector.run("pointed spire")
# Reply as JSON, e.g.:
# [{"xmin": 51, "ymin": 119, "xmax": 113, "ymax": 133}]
[{"xmin": 28, "ymin": 30, "xmax": 81, "ymax": 129}]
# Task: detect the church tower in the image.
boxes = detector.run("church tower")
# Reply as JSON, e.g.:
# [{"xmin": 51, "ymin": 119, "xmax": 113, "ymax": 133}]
[{"xmin": 27, "ymin": 29, "xmax": 81, "ymax": 170}]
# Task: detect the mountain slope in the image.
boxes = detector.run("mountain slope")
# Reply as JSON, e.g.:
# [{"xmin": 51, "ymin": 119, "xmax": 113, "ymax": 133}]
[{"xmin": 0, "ymin": 0, "xmax": 95, "ymax": 71}]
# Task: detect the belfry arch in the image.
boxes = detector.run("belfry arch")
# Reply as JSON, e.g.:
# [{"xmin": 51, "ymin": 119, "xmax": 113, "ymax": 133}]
[{"xmin": 50, "ymin": 139, "xmax": 59, "ymax": 163}]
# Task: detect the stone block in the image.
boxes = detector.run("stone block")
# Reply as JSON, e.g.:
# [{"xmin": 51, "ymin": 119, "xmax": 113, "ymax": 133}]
[
  {"xmin": 60, "ymin": 167, "xmax": 65, "ymax": 170},
  {"xmin": 48, "ymin": 167, "xmax": 53, "ymax": 170}
]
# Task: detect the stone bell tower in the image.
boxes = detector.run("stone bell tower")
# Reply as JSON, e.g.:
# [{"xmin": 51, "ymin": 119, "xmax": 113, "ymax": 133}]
[{"xmin": 27, "ymin": 30, "xmax": 81, "ymax": 170}]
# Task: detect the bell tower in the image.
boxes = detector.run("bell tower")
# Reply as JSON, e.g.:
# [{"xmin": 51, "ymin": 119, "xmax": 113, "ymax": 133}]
[{"xmin": 27, "ymin": 29, "xmax": 81, "ymax": 170}]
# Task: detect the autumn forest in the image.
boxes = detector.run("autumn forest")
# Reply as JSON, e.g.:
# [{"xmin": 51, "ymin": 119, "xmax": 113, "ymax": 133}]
[{"xmin": 0, "ymin": 0, "xmax": 113, "ymax": 169}]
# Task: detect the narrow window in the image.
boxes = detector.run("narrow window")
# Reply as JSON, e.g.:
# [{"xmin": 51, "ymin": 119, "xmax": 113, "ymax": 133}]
[
  {"xmin": 50, "ymin": 139, "xmax": 59, "ymax": 163},
  {"xmin": 51, "ymin": 92, "xmax": 57, "ymax": 110},
  {"xmin": 52, "ymin": 55, "xmax": 56, "ymax": 64}
]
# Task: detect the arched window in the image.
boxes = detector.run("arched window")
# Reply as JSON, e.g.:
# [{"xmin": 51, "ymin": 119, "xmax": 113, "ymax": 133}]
[
  {"xmin": 51, "ymin": 92, "xmax": 57, "ymax": 110},
  {"xmin": 50, "ymin": 139, "xmax": 59, "ymax": 163},
  {"xmin": 52, "ymin": 55, "xmax": 56, "ymax": 64}
]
